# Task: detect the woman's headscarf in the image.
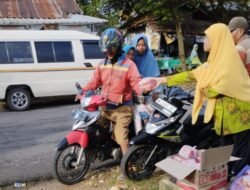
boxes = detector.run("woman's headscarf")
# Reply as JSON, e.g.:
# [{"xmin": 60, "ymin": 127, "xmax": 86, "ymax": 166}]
[
  {"xmin": 132, "ymin": 34, "xmax": 160, "ymax": 77},
  {"xmin": 123, "ymin": 44, "xmax": 135, "ymax": 55},
  {"xmin": 192, "ymin": 23, "xmax": 250, "ymax": 124}
]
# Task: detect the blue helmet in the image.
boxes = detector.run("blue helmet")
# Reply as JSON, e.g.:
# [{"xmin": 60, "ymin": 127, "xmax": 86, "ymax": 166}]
[{"xmin": 99, "ymin": 28, "xmax": 123, "ymax": 54}]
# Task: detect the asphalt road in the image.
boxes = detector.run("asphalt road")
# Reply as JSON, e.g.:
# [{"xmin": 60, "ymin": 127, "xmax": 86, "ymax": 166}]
[{"xmin": 0, "ymin": 98, "xmax": 78, "ymax": 186}]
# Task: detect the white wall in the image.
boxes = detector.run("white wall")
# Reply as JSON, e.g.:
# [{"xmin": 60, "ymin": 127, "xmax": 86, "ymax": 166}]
[{"xmin": 0, "ymin": 24, "xmax": 100, "ymax": 35}]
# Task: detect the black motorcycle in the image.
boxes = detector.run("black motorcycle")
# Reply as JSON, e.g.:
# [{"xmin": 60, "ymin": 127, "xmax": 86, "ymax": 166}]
[{"xmin": 121, "ymin": 87, "xmax": 220, "ymax": 181}]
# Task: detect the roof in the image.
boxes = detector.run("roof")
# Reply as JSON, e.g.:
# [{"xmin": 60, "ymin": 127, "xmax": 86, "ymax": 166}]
[
  {"xmin": 0, "ymin": 30, "xmax": 100, "ymax": 41},
  {"xmin": 0, "ymin": 0, "xmax": 81, "ymax": 19},
  {"xmin": 0, "ymin": 14, "xmax": 107, "ymax": 25}
]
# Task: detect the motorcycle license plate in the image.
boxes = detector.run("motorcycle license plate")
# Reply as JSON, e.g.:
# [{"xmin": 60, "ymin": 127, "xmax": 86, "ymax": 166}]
[{"xmin": 152, "ymin": 98, "xmax": 177, "ymax": 117}]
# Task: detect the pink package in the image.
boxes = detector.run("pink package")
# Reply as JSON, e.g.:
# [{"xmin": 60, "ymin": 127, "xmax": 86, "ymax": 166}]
[
  {"xmin": 140, "ymin": 79, "xmax": 157, "ymax": 91},
  {"xmin": 147, "ymin": 79, "xmax": 157, "ymax": 90},
  {"xmin": 179, "ymin": 145, "xmax": 198, "ymax": 159},
  {"xmin": 230, "ymin": 166, "xmax": 250, "ymax": 190},
  {"xmin": 172, "ymin": 155, "xmax": 186, "ymax": 162},
  {"xmin": 182, "ymin": 159, "xmax": 201, "ymax": 169}
]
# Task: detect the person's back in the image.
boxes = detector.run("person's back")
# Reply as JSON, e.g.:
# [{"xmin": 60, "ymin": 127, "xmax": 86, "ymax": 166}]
[
  {"xmin": 228, "ymin": 16, "xmax": 250, "ymax": 75},
  {"xmin": 190, "ymin": 44, "xmax": 201, "ymax": 65}
]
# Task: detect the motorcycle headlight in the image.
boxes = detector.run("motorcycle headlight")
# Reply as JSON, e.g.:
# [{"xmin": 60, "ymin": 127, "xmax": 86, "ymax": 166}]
[
  {"xmin": 145, "ymin": 122, "xmax": 165, "ymax": 134},
  {"xmin": 71, "ymin": 109, "xmax": 81, "ymax": 119},
  {"xmin": 145, "ymin": 114, "xmax": 180, "ymax": 135}
]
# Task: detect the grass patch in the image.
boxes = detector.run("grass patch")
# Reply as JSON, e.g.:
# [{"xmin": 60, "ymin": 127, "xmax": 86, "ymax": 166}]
[{"xmin": 106, "ymin": 167, "xmax": 166, "ymax": 190}]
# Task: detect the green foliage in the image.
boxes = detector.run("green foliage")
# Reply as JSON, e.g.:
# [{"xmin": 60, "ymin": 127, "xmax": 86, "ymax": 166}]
[
  {"xmin": 78, "ymin": 0, "xmax": 250, "ymax": 30},
  {"xmin": 77, "ymin": 0, "xmax": 120, "ymax": 31},
  {"xmin": 77, "ymin": 0, "xmax": 250, "ymax": 71}
]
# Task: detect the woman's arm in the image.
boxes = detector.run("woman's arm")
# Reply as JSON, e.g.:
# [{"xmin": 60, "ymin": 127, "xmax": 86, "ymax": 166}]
[
  {"xmin": 139, "ymin": 71, "xmax": 196, "ymax": 92},
  {"xmin": 166, "ymin": 71, "xmax": 195, "ymax": 86},
  {"xmin": 154, "ymin": 71, "xmax": 196, "ymax": 86}
]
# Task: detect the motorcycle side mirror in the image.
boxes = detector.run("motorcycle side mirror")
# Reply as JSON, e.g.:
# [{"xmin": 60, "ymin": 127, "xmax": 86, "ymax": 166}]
[
  {"xmin": 166, "ymin": 86, "xmax": 173, "ymax": 99},
  {"xmin": 163, "ymin": 86, "xmax": 170, "ymax": 99},
  {"xmin": 75, "ymin": 82, "xmax": 83, "ymax": 95}
]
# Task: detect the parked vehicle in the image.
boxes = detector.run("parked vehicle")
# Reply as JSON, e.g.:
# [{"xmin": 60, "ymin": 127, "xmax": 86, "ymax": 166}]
[
  {"xmin": 0, "ymin": 30, "xmax": 104, "ymax": 111},
  {"xmin": 52, "ymin": 83, "xmax": 147, "ymax": 185},
  {"xmin": 121, "ymin": 87, "xmax": 220, "ymax": 181}
]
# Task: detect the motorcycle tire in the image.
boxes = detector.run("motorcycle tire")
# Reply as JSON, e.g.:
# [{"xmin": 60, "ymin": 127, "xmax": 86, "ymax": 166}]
[
  {"xmin": 121, "ymin": 145, "xmax": 159, "ymax": 181},
  {"xmin": 53, "ymin": 144, "xmax": 90, "ymax": 185}
]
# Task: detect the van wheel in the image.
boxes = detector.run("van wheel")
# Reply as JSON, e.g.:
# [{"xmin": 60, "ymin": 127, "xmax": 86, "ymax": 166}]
[{"xmin": 6, "ymin": 88, "xmax": 31, "ymax": 111}]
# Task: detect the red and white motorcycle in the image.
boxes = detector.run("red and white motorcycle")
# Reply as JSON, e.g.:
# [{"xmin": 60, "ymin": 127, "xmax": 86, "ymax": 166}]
[{"xmin": 53, "ymin": 83, "xmax": 144, "ymax": 185}]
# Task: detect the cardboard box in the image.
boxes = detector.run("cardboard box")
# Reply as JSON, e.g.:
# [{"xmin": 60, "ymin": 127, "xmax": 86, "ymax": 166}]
[
  {"xmin": 177, "ymin": 179, "xmax": 227, "ymax": 190},
  {"xmin": 156, "ymin": 145, "xmax": 238, "ymax": 190},
  {"xmin": 159, "ymin": 177, "xmax": 227, "ymax": 190}
]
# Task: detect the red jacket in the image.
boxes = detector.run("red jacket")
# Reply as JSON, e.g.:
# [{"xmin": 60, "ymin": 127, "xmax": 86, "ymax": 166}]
[{"xmin": 83, "ymin": 55, "xmax": 141, "ymax": 104}]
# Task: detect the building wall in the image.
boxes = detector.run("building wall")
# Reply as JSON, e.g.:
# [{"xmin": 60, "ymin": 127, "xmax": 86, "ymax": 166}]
[
  {"xmin": 59, "ymin": 25, "xmax": 92, "ymax": 33},
  {"xmin": 0, "ymin": 24, "xmax": 99, "ymax": 34},
  {"xmin": 0, "ymin": 25, "xmax": 44, "ymax": 30}
]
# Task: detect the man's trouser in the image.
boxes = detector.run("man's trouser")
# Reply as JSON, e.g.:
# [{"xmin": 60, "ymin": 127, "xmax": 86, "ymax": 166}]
[{"xmin": 97, "ymin": 106, "xmax": 133, "ymax": 145}]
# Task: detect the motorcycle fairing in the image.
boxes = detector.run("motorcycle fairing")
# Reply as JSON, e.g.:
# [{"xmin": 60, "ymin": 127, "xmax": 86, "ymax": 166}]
[{"xmin": 66, "ymin": 130, "xmax": 89, "ymax": 148}]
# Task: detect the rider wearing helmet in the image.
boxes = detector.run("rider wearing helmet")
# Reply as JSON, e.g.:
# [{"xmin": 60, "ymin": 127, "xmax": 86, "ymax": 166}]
[{"xmin": 81, "ymin": 28, "xmax": 142, "ymax": 155}]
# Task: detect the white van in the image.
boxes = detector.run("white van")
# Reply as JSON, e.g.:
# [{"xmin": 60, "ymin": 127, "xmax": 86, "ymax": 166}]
[{"xmin": 0, "ymin": 30, "xmax": 104, "ymax": 111}]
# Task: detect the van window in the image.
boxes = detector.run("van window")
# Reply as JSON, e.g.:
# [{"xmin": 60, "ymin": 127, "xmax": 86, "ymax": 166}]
[
  {"xmin": 82, "ymin": 40, "xmax": 105, "ymax": 59},
  {"xmin": 35, "ymin": 42, "xmax": 74, "ymax": 63},
  {"xmin": 34, "ymin": 42, "xmax": 54, "ymax": 63},
  {"xmin": 0, "ymin": 42, "xmax": 33, "ymax": 64},
  {"xmin": 0, "ymin": 42, "xmax": 8, "ymax": 63},
  {"xmin": 54, "ymin": 42, "xmax": 74, "ymax": 62}
]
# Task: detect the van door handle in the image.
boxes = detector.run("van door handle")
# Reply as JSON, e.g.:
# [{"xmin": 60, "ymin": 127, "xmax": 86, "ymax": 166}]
[{"xmin": 83, "ymin": 62, "xmax": 93, "ymax": 67}]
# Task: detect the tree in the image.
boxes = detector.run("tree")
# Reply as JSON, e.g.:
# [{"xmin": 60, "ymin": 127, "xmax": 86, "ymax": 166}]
[
  {"xmin": 104, "ymin": 0, "xmax": 205, "ymax": 71},
  {"xmin": 200, "ymin": 0, "xmax": 250, "ymax": 23},
  {"xmin": 78, "ymin": 0, "xmax": 250, "ymax": 71},
  {"xmin": 77, "ymin": 0, "xmax": 120, "ymax": 32}
]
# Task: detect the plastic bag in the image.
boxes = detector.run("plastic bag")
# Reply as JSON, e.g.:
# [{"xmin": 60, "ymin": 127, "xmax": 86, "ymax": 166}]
[{"xmin": 230, "ymin": 165, "xmax": 250, "ymax": 190}]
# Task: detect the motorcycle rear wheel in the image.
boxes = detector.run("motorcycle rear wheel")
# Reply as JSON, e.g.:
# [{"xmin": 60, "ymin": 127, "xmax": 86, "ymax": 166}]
[
  {"xmin": 53, "ymin": 144, "xmax": 90, "ymax": 185},
  {"xmin": 121, "ymin": 145, "xmax": 161, "ymax": 181}
]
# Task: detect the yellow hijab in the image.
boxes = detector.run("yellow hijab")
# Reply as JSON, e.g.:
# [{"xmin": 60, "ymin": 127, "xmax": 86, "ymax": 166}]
[{"xmin": 192, "ymin": 23, "xmax": 250, "ymax": 124}]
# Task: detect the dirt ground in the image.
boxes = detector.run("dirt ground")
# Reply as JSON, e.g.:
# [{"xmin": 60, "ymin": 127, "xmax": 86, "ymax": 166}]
[{"xmin": 1, "ymin": 167, "xmax": 164, "ymax": 190}]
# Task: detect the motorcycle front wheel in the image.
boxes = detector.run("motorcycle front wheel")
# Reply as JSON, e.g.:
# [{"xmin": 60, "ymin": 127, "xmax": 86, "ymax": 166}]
[
  {"xmin": 53, "ymin": 144, "xmax": 90, "ymax": 185},
  {"xmin": 121, "ymin": 145, "xmax": 162, "ymax": 181}
]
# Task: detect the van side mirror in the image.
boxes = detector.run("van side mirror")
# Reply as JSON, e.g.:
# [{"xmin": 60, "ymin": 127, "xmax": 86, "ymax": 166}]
[{"xmin": 84, "ymin": 62, "xmax": 93, "ymax": 67}]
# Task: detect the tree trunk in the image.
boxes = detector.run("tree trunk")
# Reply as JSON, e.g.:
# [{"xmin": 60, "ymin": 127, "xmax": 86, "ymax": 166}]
[{"xmin": 175, "ymin": 21, "xmax": 187, "ymax": 71}]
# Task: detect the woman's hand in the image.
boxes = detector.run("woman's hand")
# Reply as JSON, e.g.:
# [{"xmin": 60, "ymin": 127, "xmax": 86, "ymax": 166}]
[
  {"xmin": 139, "ymin": 77, "xmax": 164, "ymax": 92},
  {"xmin": 75, "ymin": 94, "xmax": 81, "ymax": 102}
]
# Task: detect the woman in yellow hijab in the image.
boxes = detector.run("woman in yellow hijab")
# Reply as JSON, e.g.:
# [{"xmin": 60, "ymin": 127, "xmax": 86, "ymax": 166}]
[{"xmin": 140, "ymin": 23, "xmax": 250, "ymax": 175}]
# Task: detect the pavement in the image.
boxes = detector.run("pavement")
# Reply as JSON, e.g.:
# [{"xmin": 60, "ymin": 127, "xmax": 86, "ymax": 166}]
[{"xmin": 0, "ymin": 98, "xmax": 76, "ymax": 187}]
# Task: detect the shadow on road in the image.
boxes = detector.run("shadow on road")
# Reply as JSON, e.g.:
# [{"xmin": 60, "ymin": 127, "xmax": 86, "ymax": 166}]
[
  {"xmin": 31, "ymin": 95, "xmax": 77, "ymax": 110},
  {"xmin": 0, "ymin": 95, "xmax": 77, "ymax": 112}
]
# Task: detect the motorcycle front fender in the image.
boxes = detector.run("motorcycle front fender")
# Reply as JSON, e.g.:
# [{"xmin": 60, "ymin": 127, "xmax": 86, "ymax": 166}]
[
  {"xmin": 129, "ymin": 132, "xmax": 156, "ymax": 145},
  {"xmin": 56, "ymin": 130, "xmax": 89, "ymax": 151},
  {"xmin": 66, "ymin": 130, "xmax": 89, "ymax": 148}
]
